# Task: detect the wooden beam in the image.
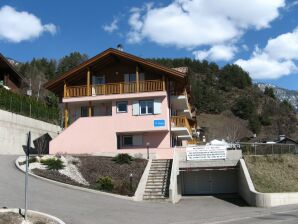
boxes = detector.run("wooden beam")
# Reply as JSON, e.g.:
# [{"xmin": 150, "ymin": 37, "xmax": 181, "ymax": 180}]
[
  {"xmin": 63, "ymin": 82, "xmax": 67, "ymax": 98},
  {"xmin": 162, "ymin": 75, "xmax": 166, "ymax": 91},
  {"xmin": 88, "ymin": 101, "xmax": 92, "ymax": 117},
  {"xmin": 87, "ymin": 68, "xmax": 91, "ymax": 96},
  {"xmin": 64, "ymin": 103, "xmax": 69, "ymax": 128},
  {"xmin": 136, "ymin": 65, "xmax": 139, "ymax": 92}
]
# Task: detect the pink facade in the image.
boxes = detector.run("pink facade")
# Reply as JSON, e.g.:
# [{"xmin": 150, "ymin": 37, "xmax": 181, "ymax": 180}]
[{"xmin": 50, "ymin": 91, "xmax": 173, "ymax": 157}]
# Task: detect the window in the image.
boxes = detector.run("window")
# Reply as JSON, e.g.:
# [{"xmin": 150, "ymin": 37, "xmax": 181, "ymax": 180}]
[
  {"xmin": 139, "ymin": 100, "xmax": 154, "ymax": 115},
  {"xmin": 122, "ymin": 135, "xmax": 133, "ymax": 146},
  {"xmin": 120, "ymin": 135, "xmax": 143, "ymax": 148},
  {"xmin": 116, "ymin": 101, "xmax": 128, "ymax": 113},
  {"xmin": 124, "ymin": 74, "xmax": 136, "ymax": 82},
  {"xmin": 81, "ymin": 106, "xmax": 93, "ymax": 117},
  {"xmin": 81, "ymin": 106, "xmax": 88, "ymax": 117},
  {"xmin": 92, "ymin": 75, "xmax": 105, "ymax": 85}
]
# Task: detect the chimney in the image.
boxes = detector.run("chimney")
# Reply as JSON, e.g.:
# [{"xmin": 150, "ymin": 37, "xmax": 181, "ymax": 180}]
[{"xmin": 117, "ymin": 44, "xmax": 123, "ymax": 51}]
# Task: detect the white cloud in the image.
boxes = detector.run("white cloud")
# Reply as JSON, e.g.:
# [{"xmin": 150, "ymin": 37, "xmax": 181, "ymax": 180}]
[
  {"xmin": 0, "ymin": 5, "xmax": 56, "ymax": 43},
  {"xmin": 236, "ymin": 53, "xmax": 297, "ymax": 79},
  {"xmin": 193, "ymin": 45, "xmax": 237, "ymax": 61},
  {"xmin": 103, "ymin": 18, "xmax": 119, "ymax": 33},
  {"xmin": 235, "ymin": 28, "xmax": 298, "ymax": 79},
  {"xmin": 127, "ymin": 0, "xmax": 285, "ymax": 48},
  {"xmin": 264, "ymin": 28, "xmax": 298, "ymax": 60}
]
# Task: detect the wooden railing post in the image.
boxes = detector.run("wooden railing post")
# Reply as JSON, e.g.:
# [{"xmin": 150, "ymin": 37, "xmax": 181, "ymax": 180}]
[
  {"xmin": 120, "ymin": 83, "xmax": 123, "ymax": 94},
  {"xmin": 87, "ymin": 68, "xmax": 91, "ymax": 96},
  {"xmin": 136, "ymin": 65, "xmax": 140, "ymax": 92},
  {"xmin": 64, "ymin": 83, "xmax": 67, "ymax": 98},
  {"xmin": 162, "ymin": 75, "xmax": 166, "ymax": 91},
  {"xmin": 64, "ymin": 103, "xmax": 69, "ymax": 128},
  {"xmin": 88, "ymin": 101, "xmax": 92, "ymax": 117}
]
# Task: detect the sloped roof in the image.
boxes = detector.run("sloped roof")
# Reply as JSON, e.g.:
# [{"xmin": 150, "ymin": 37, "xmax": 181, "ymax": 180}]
[
  {"xmin": 44, "ymin": 48, "xmax": 186, "ymax": 92},
  {"xmin": 0, "ymin": 53, "xmax": 25, "ymax": 81}
]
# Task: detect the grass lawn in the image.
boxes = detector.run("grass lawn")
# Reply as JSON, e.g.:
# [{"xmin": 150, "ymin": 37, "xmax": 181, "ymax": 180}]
[{"xmin": 244, "ymin": 154, "xmax": 298, "ymax": 193}]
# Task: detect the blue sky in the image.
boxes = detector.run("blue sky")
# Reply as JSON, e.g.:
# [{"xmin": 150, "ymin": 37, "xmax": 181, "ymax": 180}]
[{"xmin": 0, "ymin": 0, "xmax": 298, "ymax": 90}]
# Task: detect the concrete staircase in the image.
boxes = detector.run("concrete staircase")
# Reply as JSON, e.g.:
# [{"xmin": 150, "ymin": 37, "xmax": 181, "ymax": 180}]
[{"xmin": 143, "ymin": 159, "xmax": 172, "ymax": 200}]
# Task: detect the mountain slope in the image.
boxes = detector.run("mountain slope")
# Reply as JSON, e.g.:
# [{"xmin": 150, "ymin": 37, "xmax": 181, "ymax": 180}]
[{"xmin": 257, "ymin": 83, "xmax": 298, "ymax": 112}]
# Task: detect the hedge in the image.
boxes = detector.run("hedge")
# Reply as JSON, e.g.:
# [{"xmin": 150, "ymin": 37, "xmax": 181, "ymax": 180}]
[{"xmin": 0, "ymin": 87, "xmax": 60, "ymax": 124}]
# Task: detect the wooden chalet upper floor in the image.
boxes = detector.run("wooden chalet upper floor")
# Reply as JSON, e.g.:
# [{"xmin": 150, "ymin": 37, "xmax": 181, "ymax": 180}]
[{"xmin": 44, "ymin": 48, "xmax": 189, "ymax": 100}]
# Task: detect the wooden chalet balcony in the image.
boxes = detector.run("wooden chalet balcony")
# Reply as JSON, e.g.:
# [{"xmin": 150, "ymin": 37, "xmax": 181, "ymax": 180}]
[
  {"xmin": 171, "ymin": 115, "xmax": 192, "ymax": 135},
  {"xmin": 64, "ymin": 80, "xmax": 165, "ymax": 98}
]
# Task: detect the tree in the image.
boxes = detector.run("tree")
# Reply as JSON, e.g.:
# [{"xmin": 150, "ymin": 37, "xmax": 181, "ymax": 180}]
[
  {"xmin": 219, "ymin": 64, "xmax": 252, "ymax": 90},
  {"xmin": 232, "ymin": 97, "xmax": 256, "ymax": 120},
  {"xmin": 264, "ymin": 87, "xmax": 275, "ymax": 99},
  {"xmin": 56, "ymin": 52, "xmax": 88, "ymax": 75},
  {"xmin": 249, "ymin": 114, "xmax": 261, "ymax": 134}
]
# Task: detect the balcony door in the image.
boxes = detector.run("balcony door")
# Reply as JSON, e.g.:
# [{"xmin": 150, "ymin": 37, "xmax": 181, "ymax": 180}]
[{"xmin": 92, "ymin": 75, "xmax": 105, "ymax": 95}]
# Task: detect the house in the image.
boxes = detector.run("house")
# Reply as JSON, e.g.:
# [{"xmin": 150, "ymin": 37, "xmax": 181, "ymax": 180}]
[
  {"xmin": 275, "ymin": 135, "xmax": 298, "ymax": 153},
  {"xmin": 0, "ymin": 53, "xmax": 25, "ymax": 92},
  {"xmin": 44, "ymin": 48, "xmax": 197, "ymax": 159}
]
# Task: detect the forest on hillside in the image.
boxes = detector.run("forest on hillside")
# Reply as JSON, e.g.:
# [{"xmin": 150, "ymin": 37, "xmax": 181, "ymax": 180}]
[{"xmin": 15, "ymin": 52, "xmax": 298, "ymax": 141}]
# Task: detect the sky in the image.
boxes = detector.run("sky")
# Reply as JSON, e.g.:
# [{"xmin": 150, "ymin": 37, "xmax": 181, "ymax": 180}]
[{"xmin": 0, "ymin": 0, "xmax": 298, "ymax": 90}]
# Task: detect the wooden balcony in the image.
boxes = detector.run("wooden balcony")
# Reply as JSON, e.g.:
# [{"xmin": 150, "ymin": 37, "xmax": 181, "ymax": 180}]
[
  {"xmin": 171, "ymin": 115, "xmax": 192, "ymax": 135},
  {"xmin": 64, "ymin": 80, "xmax": 165, "ymax": 98}
]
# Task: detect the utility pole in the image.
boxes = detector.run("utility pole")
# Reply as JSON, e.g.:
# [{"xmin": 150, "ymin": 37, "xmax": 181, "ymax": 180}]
[{"xmin": 24, "ymin": 131, "xmax": 31, "ymax": 221}]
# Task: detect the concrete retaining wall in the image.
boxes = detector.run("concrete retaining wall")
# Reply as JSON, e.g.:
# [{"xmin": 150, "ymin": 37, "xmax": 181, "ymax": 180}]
[
  {"xmin": 0, "ymin": 109, "xmax": 61, "ymax": 154},
  {"xmin": 134, "ymin": 159, "xmax": 152, "ymax": 201},
  {"xmin": 238, "ymin": 159, "xmax": 298, "ymax": 207},
  {"xmin": 169, "ymin": 148, "xmax": 182, "ymax": 203}
]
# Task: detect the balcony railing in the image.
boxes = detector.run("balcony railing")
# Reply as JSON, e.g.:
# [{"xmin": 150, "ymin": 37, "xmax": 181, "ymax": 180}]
[
  {"xmin": 171, "ymin": 115, "xmax": 192, "ymax": 135},
  {"xmin": 64, "ymin": 80, "xmax": 164, "ymax": 98}
]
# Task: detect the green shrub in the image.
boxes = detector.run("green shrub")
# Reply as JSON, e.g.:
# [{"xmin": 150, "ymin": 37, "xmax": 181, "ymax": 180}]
[
  {"xmin": 96, "ymin": 176, "xmax": 114, "ymax": 192},
  {"xmin": 41, "ymin": 158, "xmax": 65, "ymax": 170},
  {"xmin": 112, "ymin": 153, "xmax": 133, "ymax": 164}
]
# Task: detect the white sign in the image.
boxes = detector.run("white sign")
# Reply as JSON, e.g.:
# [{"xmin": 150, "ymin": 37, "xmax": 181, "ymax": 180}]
[{"xmin": 186, "ymin": 146, "xmax": 227, "ymax": 161}]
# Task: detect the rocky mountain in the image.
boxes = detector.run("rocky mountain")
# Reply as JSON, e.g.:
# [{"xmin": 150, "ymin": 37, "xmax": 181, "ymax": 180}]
[{"xmin": 257, "ymin": 83, "xmax": 298, "ymax": 112}]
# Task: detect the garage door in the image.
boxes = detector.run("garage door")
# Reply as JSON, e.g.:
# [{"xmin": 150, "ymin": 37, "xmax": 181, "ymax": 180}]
[{"xmin": 181, "ymin": 169, "xmax": 238, "ymax": 195}]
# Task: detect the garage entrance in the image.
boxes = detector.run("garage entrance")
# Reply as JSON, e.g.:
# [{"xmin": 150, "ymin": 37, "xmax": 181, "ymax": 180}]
[{"xmin": 180, "ymin": 168, "xmax": 238, "ymax": 195}]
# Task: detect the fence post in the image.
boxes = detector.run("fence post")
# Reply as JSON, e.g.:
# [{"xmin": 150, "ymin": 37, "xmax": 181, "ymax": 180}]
[
  {"xmin": 254, "ymin": 144, "xmax": 256, "ymax": 155},
  {"xmin": 271, "ymin": 144, "xmax": 274, "ymax": 155}
]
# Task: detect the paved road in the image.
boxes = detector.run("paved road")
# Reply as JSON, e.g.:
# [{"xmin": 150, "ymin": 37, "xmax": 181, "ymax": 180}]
[{"xmin": 1, "ymin": 155, "xmax": 298, "ymax": 224}]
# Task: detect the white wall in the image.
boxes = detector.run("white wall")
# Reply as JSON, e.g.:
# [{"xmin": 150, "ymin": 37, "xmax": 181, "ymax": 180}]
[
  {"xmin": 238, "ymin": 159, "xmax": 298, "ymax": 207},
  {"xmin": 0, "ymin": 109, "xmax": 61, "ymax": 155}
]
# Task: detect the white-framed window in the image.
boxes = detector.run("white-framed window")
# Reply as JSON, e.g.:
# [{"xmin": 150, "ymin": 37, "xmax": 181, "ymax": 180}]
[
  {"xmin": 116, "ymin": 101, "xmax": 128, "ymax": 113},
  {"xmin": 139, "ymin": 100, "xmax": 154, "ymax": 115}
]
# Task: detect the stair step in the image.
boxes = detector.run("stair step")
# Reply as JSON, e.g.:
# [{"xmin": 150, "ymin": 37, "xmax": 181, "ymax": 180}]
[
  {"xmin": 145, "ymin": 186, "xmax": 167, "ymax": 190},
  {"xmin": 143, "ymin": 196, "xmax": 168, "ymax": 200}
]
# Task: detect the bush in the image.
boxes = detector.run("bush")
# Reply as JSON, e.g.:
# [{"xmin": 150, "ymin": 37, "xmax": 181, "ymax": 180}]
[
  {"xmin": 41, "ymin": 158, "xmax": 65, "ymax": 170},
  {"xmin": 96, "ymin": 176, "xmax": 114, "ymax": 192},
  {"xmin": 112, "ymin": 153, "xmax": 133, "ymax": 164}
]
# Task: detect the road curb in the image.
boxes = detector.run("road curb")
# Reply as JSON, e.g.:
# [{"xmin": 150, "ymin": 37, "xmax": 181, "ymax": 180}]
[
  {"xmin": 0, "ymin": 208, "xmax": 65, "ymax": 224},
  {"xmin": 15, "ymin": 156, "xmax": 135, "ymax": 201}
]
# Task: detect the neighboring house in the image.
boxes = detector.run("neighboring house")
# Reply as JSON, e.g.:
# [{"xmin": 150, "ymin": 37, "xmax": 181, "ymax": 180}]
[
  {"xmin": 0, "ymin": 53, "xmax": 25, "ymax": 92},
  {"xmin": 275, "ymin": 135, "xmax": 298, "ymax": 153},
  {"xmin": 44, "ymin": 48, "xmax": 197, "ymax": 158}
]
